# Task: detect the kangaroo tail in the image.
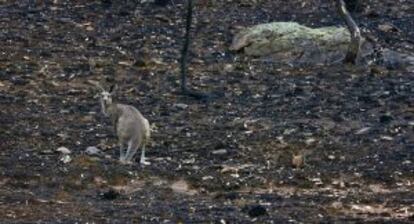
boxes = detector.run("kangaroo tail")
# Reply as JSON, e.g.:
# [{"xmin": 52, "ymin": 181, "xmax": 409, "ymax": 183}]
[{"xmin": 143, "ymin": 118, "xmax": 151, "ymax": 141}]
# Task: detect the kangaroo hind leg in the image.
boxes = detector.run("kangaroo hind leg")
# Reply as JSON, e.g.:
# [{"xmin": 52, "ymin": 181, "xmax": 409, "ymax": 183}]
[
  {"xmin": 119, "ymin": 141, "xmax": 127, "ymax": 162},
  {"xmin": 124, "ymin": 140, "xmax": 139, "ymax": 163},
  {"xmin": 140, "ymin": 144, "xmax": 150, "ymax": 166}
]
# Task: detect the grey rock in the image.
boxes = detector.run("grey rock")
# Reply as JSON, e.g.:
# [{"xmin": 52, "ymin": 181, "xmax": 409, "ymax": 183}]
[
  {"xmin": 174, "ymin": 103, "xmax": 189, "ymax": 110},
  {"xmin": 230, "ymin": 22, "xmax": 372, "ymax": 65},
  {"xmin": 85, "ymin": 146, "xmax": 102, "ymax": 156}
]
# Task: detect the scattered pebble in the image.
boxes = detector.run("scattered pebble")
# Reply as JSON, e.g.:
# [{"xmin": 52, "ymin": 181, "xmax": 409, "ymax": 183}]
[
  {"xmin": 223, "ymin": 64, "xmax": 234, "ymax": 72},
  {"xmin": 305, "ymin": 138, "xmax": 316, "ymax": 145},
  {"xmin": 380, "ymin": 136, "xmax": 393, "ymax": 141},
  {"xmin": 310, "ymin": 178, "xmax": 323, "ymax": 185},
  {"xmin": 202, "ymin": 176, "xmax": 214, "ymax": 180},
  {"xmin": 283, "ymin": 128, "xmax": 296, "ymax": 135},
  {"xmin": 212, "ymin": 149, "xmax": 228, "ymax": 155},
  {"xmin": 173, "ymin": 103, "xmax": 189, "ymax": 109},
  {"xmin": 60, "ymin": 154, "xmax": 72, "ymax": 164},
  {"xmin": 355, "ymin": 127, "xmax": 371, "ymax": 135},
  {"xmin": 56, "ymin": 146, "xmax": 71, "ymax": 154},
  {"xmin": 85, "ymin": 146, "xmax": 102, "ymax": 156}
]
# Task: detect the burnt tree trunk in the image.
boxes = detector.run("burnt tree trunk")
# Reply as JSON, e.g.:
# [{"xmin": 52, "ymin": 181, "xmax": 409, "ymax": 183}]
[
  {"xmin": 179, "ymin": 0, "xmax": 209, "ymax": 99},
  {"xmin": 337, "ymin": 0, "xmax": 362, "ymax": 64},
  {"xmin": 180, "ymin": 0, "xmax": 193, "ymax": 93}
]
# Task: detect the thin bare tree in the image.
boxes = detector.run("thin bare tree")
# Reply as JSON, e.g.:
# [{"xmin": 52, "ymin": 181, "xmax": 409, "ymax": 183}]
[
  {"xmin": 336, "ymin": 0, "xmax": 362, "ymax": 64},
  {"xmin": 179, "ymin": 0, "xmax": 209, "ymax": 99}
]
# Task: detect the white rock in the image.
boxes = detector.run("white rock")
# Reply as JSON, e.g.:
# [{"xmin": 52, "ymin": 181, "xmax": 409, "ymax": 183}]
[
  {"xmin": 212, "ymin": 149, "xmax": 228, "ymax": 155},
  {"xmin": 56, "ymin": 146, "xmax": 71, "ymax": 154},
  {"xmin": 202, "ymin": 176, "xmax": 214, "ymax": 180},
  {"xmin": 380, "ymin": 136, "xmax": 393, "ymax": 141},
  {"xmin": 305, "ymin": 138, "xmax": 316, "ymax": 145}
]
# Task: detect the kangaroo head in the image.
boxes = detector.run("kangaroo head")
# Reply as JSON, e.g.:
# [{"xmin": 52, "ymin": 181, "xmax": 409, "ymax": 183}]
[
  {"xmin": 100, "ymin": 85, "xmax": 115, "ymax": 105},
  {"xmin": 88, "ymin": 80, "xmax": 117, "ymax": 116},
  {"xmin": 99, "ymin": 84, "xmax": 117, "ymax": 116}
]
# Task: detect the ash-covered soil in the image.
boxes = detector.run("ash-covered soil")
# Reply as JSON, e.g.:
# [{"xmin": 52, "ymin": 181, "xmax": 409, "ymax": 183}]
[{"xmin": 0, "ymin": 0, "xmax": 413, "ymax": 223}]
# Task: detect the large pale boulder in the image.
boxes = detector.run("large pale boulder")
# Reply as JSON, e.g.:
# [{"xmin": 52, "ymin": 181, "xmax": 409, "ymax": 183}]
[{"xmin": 230, "ymin": 22, "xmax": 372, "ymax": 65}]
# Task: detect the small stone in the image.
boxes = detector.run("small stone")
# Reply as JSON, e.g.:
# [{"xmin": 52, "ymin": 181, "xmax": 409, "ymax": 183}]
[
  {"xmin": 56, "ymin": 146, "xmax": 71, "ymax": 154},
  {"xmin": 305, "ymin": 138, "xmax": 316, "ymax": 145},
  {"xmin": 283, "ymin": 128, "xmax": 296, "ymax": 135},
  {"xmin": 60, "ymin": 154, "xmax": 72, "ymax": 164},
  {"xmin": 223, "ymin": 64, "xmax": 234, "ymax": 72},
  {"xmin": 310, "ymin": 177, "xmax": 323, "ymax": 185},
  {"xmin": 173, "ymin": 103, "xmax": 189, "ymax": 109},
  {"xmin": 85, "ymin": 146, "xmax": 101, "ymax": 156},
  {"xmin": 380, "ymin": 136, "xmax": 393, "ymax": 141},
  {"xmin": 202, "ymin": 176, "xmax": 214, "ymax": 180},
  {"xmin": 355, "ymin": 127, "xmax": 371, "ymax": 135},
  {"xmin": 212, "ymin": 149, "xmax": 228, "ymax": 155}
]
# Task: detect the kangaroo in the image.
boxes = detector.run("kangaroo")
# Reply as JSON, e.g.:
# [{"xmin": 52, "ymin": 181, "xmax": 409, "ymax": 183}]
[{"xmin": 90, "ymin": 81, "xmax": 151, "ymax": 165}]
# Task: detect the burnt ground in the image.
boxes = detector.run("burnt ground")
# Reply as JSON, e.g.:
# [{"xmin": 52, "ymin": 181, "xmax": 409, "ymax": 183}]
[{"xmin": 0, "ymin": 0, "xmax": 413, "ymax": 223}]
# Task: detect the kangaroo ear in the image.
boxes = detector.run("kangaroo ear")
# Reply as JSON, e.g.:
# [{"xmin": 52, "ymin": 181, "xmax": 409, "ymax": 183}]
[{"xmin": 109, "ymin": 84, "xmax": 118, "ymax": 94}]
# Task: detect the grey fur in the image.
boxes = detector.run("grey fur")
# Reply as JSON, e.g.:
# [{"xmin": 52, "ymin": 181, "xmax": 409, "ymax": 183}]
[{"xmin": 90, "ymin": 81, "xmax": 151, "ymax": 165}]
